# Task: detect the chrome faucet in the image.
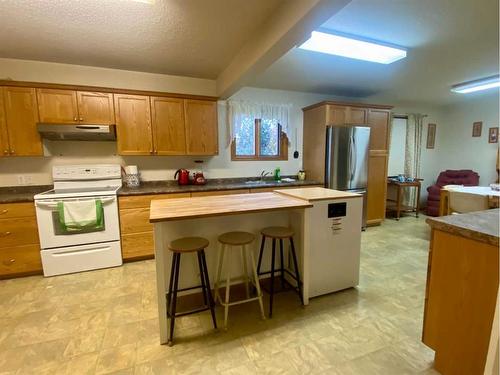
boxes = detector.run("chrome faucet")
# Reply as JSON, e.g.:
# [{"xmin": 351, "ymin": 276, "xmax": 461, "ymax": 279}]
[{"xmin": 260, "ymin": 170, "xmax": 271, "ymax": 181}]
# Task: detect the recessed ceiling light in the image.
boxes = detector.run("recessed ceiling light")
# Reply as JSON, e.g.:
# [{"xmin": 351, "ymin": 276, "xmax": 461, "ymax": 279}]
[
  {"xmin": 299, "ymin": 31, "xmax": 407, "ymax": 64},
  {"xmin": 451, "ymin": 75, "xmax": 500, "ymax": 94}
]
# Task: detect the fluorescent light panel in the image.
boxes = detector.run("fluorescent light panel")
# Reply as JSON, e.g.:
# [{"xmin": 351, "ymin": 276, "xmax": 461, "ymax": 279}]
[
  {"xmin": 299, "ymin": 31, "xmax": 407, "ymax": 64},
  {"xmin": 451, "ymin": 75, "xmax": 500, "ymax": 94}
]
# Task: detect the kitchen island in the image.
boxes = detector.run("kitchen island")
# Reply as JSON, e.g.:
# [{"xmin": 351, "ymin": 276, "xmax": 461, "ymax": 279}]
[
  {"xmin": 150, "ymin": 189, "xmax": 362, "ymax": 344},
  {"xmin": 423, "ymin": 209, "xmax": 499, "ymax": 375}
]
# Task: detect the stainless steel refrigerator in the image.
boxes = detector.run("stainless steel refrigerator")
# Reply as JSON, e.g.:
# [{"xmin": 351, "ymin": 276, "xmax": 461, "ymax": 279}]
[{"xmin": 325, "ymin": 126, "xmax": 370, "ymax": 229}]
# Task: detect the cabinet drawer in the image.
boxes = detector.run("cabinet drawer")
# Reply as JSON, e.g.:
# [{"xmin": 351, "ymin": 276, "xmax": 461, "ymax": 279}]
[
  {"xmin": 0, "ymin": 202, "xmax": 36, "ymax": 219},
  {"xmin": 121, "ymin": 232, "xmax": 154, "ymax": 260},
  {"xmin": 191, "ymin": 189, "xmax": 249, "ymax": 197},
  {"xmin": 119, "ymin": 193, "xmax": 190, "ymax": 209},
  {"xmin": 119, "ymin": 207, "xmax": 152, "ymax": 234},
  {"xmin": 0, "ymin": 244, "xmax": 42, "ymax": 277},
  {"xmin": 0, "ymin": 217, "xmax": 39, "ymax": 249}
]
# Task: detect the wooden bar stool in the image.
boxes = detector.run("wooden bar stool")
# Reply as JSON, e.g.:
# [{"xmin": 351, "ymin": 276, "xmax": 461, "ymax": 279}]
[
  {"xmin": 214, "ymin": 231, "xmax": 265, "ymax": 329},
  {"xmin": 167, "ymin": 236, "xmax": 217, "ymax": 346},
  {"xmin": 256, "ymin": 226, "xmax": 303, "ymax": 317}
]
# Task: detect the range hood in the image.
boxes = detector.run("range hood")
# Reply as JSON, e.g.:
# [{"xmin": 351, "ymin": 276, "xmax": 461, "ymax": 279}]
[{"xmin": 37, "ymin": 124, "xmax": 117, "ymax": 141}]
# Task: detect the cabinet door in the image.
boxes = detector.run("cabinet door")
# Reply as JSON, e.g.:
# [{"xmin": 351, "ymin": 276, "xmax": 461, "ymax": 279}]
[
  {"xmin": 348, "ymin": 107, "xmax": 367, "ymax": 124},
  {"xmin": 0, "ymin": 89, "xmax": 9, "ymax": 157},
  {"xmin": 114, "ymin": 94, "xmax": 153, "ymax": 155},
  {"xmin": 37, "ymin": 89, "xmax": 78, "ymax": 123},
  {"xmin": 3, "ymin": 87, "xmax": 42, "ymax": 156},
  {"xmin": 367, "ymin": 109, "xmax": 390, "ymax": 150},
  {"xmin": 366, "ymin": 152, "xmax": 388, "ymax": 224},
  {"xmin": 77, "ymin": 91, "xmax": 114, "ymax": 124},
  {"xmin": 326, "ymin": 105, "xmax": 347, "ymax": 125},
  {"xmin": 151, "ymin": 97, "xmax": 186, "ymax": 155},
  {"xmin": 184, "ymin": 100, "xmax": 218, "ymax": 155}
]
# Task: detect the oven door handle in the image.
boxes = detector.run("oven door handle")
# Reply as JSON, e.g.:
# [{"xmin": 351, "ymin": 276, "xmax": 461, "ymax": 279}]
[{"xmin": 35, "ymin": 197, "xmax": 115, "ymax": 209}]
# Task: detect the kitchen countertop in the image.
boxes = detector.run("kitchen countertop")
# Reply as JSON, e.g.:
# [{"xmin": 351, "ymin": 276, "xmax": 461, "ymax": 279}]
[
  {"xmin": 426, "ymin": 209, "xmax": 499, "ymax": 246},
  {"xmin": 0, "ymin": 185, "xmax": 52, "ymax": 203},
  {"xmin": 275, "ymin": 187, "xmax": 361, "ymax": 201},
  {"xmin": 150, "ymin": 192, "xmax": 313, "ymax": 222},
  {"xmin": 0, "ymin": 178, "xmax": 320, "ymax": 203},
  {"xmin": 118, "ymin": 177, "xmax": 320, "ymax": 196}
]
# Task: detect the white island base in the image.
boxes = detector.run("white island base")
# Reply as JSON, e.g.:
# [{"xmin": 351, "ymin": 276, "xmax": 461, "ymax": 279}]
[{"xmin": 150, "ymin": 189, "xmax": 362, "ymax": 344}]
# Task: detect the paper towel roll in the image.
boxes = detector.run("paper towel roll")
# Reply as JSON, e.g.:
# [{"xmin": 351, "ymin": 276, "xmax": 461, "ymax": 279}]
[{"xmin": 125, "ymin": 165, "xmax": 138, "ymax": 174}]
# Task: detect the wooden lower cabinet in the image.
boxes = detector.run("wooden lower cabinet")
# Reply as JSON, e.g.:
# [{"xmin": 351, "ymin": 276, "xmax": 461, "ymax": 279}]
[{"xmin": 0, "ymin": 202, "xmax": 42, "ymax": 279}]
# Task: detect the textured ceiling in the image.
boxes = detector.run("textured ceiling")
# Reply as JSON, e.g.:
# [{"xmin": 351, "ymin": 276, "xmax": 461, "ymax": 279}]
[
  {"xmin": 0, "ymin": 0, "xmax": 284, "ymax": 79},
  {"xmin": 251, "ymin": 0, "xmax": 499, "ymax": 107}
]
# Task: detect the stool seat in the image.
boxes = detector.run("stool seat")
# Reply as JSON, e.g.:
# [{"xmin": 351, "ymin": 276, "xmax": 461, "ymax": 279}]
[
  {"xmin": 169, "ymin": 237, "xmax": 209, "ymax": 252},
  {"xmin": 261, "ymin": 226, "xmax": 294, "ymax": 239},
  {"xmin": 218, "ymin": 231, "xmax": 255, "ymax": 246}
]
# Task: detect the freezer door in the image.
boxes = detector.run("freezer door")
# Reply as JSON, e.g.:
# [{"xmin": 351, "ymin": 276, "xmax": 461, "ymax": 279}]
[
  {"xmin": 325, "ymin": 126, "xmax": 351, "ymax": 190},
  {"xmin": 349, "ymin": 126, "xmax": 370, "ymax": 190}
]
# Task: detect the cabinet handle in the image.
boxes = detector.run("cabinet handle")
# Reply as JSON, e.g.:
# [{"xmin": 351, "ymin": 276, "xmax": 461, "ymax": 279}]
[
  {"xmin": 3, "ymin": 150, "xmax": 8, "ymax": 155},
  {"xmin": 2, "ymin": 259, "xmax": 15, "ymax": 266},
  {"xmin": 0, "ymin": 209, "xmax": 8, "ymax": 215},
  {"xmin": 1, "ymin": 231, "xmax": 12, "ymax": 237},
  {"xmin": 79, "ymin": 117, "xmax": 84, "ymax": 122},
  {"xmin": 73, "ymin": 117, "xmax": 78, "ymax": 122},
  {"xmin": 331, "ymin": 227, "xmax": 342, "ymax": 231},
  {"xmin": 9, "ymin": 150, "xmax": 14, "ymax": 155}
]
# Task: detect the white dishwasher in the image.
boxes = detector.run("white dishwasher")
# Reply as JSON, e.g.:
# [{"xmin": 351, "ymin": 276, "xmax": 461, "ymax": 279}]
[{"xmin": 277, "ymin": 187, "xmax": 363, "ymax": 298}]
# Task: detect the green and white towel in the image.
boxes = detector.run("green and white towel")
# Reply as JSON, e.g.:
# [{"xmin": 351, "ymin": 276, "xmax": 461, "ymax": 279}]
[{"xmin": 57, "ymin": 199, "xmax": 104, "ymax": 233}]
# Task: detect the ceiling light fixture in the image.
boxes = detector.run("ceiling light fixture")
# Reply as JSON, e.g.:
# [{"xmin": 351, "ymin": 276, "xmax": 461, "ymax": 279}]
[
  {"xmin": 299, "ymin": 31, "xmax": 407, "ymax": 64},
  {"xmin": 451, "ymin": 75, "xmax": 500, "ymax": 94}
]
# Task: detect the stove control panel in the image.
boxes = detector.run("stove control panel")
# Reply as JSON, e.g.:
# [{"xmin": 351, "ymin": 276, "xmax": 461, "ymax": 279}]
[{"xmin": 53, "ymin": 164, "xmax": 122, "ymax": 181}]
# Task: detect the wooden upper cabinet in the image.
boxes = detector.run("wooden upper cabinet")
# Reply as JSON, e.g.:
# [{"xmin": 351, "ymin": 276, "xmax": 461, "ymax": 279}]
[
  {"xmin": 151, "ymin": 97, "xmax": 186, "ymax": 155},
  {"xmin": 3, "ymin": 87, "xmax": 42, "ymax": 156},
  {"xmin": 326, "ymin": 105, "xmax": 347, "ymax": 125},
  {"xmin": 0, "ymin": 89, "xmax": 9, "ymax": 156},
  {"xmin": 37, "ymin": 89, "xmax": 78, "ymax": 123},
  {"xmin": 114, "ymin": 94, "xmax": 153, "ymax": 155},
  {"xmin": 76, "ymin": 91, "xmax": 114, "ymax": 124},
  {"xmin": 184, "ymin": 100, "xmax": 218, "ymax": 155},
  {"xmin": 349, "ymin": 107, "xmax": 367, "ymax": 124},
  {"xmin": 367, "ymin": 109, "xmax": 390, "ymax": 150}
]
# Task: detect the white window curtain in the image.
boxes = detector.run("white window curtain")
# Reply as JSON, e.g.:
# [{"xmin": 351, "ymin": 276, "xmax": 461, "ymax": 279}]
[
  {"xmin": 226, "ymin": 100, "xmax": 291, "ymax": 147},
  {"xmin": 404, "ymin": 113, "xmax": 425, "ymax": 204}
]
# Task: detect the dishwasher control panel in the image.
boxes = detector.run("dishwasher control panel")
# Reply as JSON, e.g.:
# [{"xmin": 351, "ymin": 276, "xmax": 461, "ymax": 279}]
[{"xmin": 328, "ymin": 202, "xmax": 346, "ymax": 218}]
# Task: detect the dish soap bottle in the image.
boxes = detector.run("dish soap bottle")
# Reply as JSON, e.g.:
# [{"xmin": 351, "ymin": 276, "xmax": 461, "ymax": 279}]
[{"xmin": 274, "ymin": 167, "xmax": 281, "ymax": 181}]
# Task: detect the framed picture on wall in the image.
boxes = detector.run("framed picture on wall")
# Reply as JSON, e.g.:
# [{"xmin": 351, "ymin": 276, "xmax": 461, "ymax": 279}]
[
  {"xmin": 489, "ymin": 127, "xmax": 498, "ymax": 143},
  {"xmin": 472, "ymin": 121, "xmax": 482, "ymax": 137},
  {"xmin": 427, "ymin": 123, "xmax": 436, "ymax": 149}
]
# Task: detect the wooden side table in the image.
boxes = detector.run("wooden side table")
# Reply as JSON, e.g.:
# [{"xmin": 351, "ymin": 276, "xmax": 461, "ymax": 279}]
[{"xmin": 386, "ymin": 179, "xmax": 423, "ymax": 220}]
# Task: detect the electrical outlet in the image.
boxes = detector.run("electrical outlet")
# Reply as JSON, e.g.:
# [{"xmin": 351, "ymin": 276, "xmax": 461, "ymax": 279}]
[{"xmin": 16, "ymin": 175, "xmax": 33, "ymax": 185}]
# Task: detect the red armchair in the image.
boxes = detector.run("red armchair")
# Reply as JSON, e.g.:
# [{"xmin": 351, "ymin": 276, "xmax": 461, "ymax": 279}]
[{"xmin": 426, "ymin": 170, "xmax": 480, "ymax": 216}]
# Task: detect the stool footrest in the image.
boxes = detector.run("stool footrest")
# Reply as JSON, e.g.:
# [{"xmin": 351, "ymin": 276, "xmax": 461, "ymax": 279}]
[
  {"xmin": 216, "ymin": 294, "xmax": 263, "ymax": 307},
  {"xmin": 167, "ymin": 305, "xmax": 212, "ymax": 319}
]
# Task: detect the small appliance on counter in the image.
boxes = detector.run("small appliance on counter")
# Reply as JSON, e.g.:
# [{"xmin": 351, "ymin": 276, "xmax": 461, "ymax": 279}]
[
  {"xmin": 192, "ymin": 171, "xmax": 206, "ymax": 185},
  {"xmin": 297, "ymin": 170, "xmax": 306, "ymax": 181},
  {"xmin": 123, "ymin": 165, "xmax": 140, "ymax": 188},
  {"xmin": 174, "ymin": 169, "xmax": 190, "ymax": 185}
]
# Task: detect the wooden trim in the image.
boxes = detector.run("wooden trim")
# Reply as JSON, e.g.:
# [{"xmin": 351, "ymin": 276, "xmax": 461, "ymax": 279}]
[
  {"xmin": 302, "ymin": 100, "xmax": 393, "ymax": 112},
  {"xmin": 0, "ymin": 80, "xmax": 218, "ymax": 102},
  {"xmin": 231, "ymin": 120, "xmax": 288, "ymax": 161}
]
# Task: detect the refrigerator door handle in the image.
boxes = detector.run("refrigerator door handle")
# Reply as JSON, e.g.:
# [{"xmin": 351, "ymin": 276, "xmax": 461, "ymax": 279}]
[
  {"xmin": 351, "ymin": 134, "xmax": 357, "ymax": 182},
  {"xmin": 348, "ymin": 134, "xmax": 354, "ymax": 187}
]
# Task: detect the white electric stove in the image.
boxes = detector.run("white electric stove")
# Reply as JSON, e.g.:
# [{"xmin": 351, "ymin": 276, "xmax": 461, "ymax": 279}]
[{"xmin": 34, "ymin": 164, "xmax": 123, "ymax": 276}]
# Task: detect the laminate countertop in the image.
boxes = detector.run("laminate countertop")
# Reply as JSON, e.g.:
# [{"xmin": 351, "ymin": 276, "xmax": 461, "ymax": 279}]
[
  {"xmin": 0, "ymin": 185, "xmax": 52, "ymax": 203},
  {"xmin": 0, "ymin": 178, "xmax": 320, "ymax": 203},
  {"xmin": 426, "ymin": 209, "xmax": 499, "ymax": 246},
  {"xmin": 150, "ymin": 192, "xmax": 313, "ymax": 222},
  {"xmin": 118, "ymin": 178, "xmax": 320, "ymax": 196}
]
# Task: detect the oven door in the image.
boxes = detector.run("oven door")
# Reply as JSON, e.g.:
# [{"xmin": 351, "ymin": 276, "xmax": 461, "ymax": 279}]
[{"xmin": 35, "ymin": 195, "xmax": 120, "ymax": 249}]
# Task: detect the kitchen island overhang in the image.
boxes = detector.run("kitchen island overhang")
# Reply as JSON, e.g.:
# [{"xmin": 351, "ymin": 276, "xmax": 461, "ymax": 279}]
[{"xmin": 150, "ymin": 189, "xmax": 362, "ymax": 344}]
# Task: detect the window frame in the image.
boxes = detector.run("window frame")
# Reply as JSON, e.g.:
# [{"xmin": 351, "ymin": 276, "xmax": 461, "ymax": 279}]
[{"xmin": 231, "ymin": 118, "xmax": 288, "ymax": 161}]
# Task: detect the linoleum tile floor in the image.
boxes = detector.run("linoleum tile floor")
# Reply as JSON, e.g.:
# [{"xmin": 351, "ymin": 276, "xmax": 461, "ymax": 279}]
[{"xmin": 0, "ymin": 216, "xmax": 439, "ymax": 375}]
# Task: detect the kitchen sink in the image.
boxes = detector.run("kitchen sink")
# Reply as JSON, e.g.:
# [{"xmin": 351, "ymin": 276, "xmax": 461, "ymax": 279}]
[{"xmin": 244, "ymin": 180, "xmax": 274, "ymax": 185}]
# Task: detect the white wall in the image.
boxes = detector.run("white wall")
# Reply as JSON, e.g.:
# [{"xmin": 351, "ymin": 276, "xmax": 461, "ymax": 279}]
[{"xmin": 435, "ymin": 93, "xmax": 499, "ymax": 185}]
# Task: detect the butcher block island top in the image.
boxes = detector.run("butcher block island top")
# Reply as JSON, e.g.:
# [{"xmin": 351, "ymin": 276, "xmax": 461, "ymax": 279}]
[
  {"xmin": 275, "ymin": 187, "xmax": 361, "ymax": 201},
  {"xmin": 149, "ymin": 192, "xmax": 313, "ymax": 222}
]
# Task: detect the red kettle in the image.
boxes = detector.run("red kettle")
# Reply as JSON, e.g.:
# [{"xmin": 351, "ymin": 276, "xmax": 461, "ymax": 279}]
[{"xmin": 174, "ymin": 169, "xmax": 190, "ymax": 185}]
